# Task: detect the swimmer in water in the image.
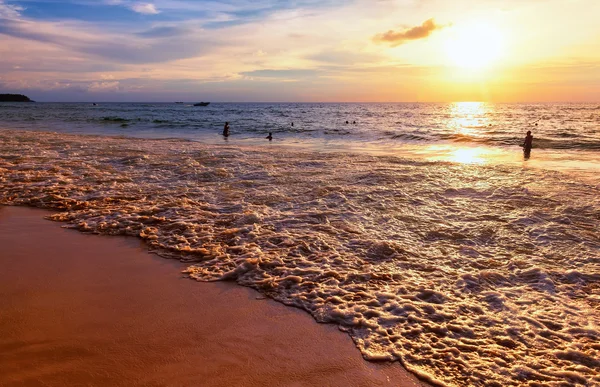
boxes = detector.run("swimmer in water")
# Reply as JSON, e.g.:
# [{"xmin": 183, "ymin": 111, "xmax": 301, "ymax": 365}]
[
  {"xmin": 223, "ymin": 122, "xmax": 230, "ymax": 137},
  {"xmin": 522, "ymin": 130, "xmax": 533, "ymax": 159}
]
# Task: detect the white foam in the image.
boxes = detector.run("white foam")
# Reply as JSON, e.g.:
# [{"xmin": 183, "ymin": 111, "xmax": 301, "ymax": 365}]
[{"xmin": 1, "ymin": 129, "xmax": 599, "ymax": 386}]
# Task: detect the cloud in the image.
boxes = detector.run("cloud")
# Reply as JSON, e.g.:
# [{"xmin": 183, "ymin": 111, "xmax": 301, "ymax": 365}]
[
  {"xmin": 0, "ymin": 0, "xmax": 23, "ymax": 19},
  {"xmin": 374, "ymin": 18, "xmax": 444, "ymax": 46},
  {"xmin": 0, "ymin": 18, "xmax": 211, "ymax": 64},
  {"xmin": 129, "ymin": 3, "xmax": 159, "ymax": 14},
  {"xmin": 87, "ymin": 80, "xmax": 120, "ymax": 91},
  {"xmin": 136, "ymin": 25, "xmax": 190, "ymax": 38},
  {"xmin": 308, "ymin": 50, "xmax": 383, "ymax": 66},
  {"xmin": 240, "ymin": 69, "xmax": 318, "ymax": 80}
]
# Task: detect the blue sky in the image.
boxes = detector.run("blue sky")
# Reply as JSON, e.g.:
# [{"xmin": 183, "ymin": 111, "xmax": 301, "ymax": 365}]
[
  {"xmin": 1, "ymin": 0, "xmax": 599, "ymax": 102},
  {"xmin": 5, "ymin": 0, "xmax": 347, "ymax": 28}
]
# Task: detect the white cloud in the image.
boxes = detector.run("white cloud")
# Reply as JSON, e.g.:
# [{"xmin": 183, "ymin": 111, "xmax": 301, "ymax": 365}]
[
  {"xmin": 130, "ymin": 3, "xmax": 159, "ymax": 14},
  {"xmin": 0, "ymin": 0, "xmax": 24, "ymax": 19},
  {"xmin": 88, "ymin": 80, "xmax": 120, "ymax": 91}
]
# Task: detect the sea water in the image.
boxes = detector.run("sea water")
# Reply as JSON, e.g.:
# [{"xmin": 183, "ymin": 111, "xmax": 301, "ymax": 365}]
[{"xmin": 0, "ymin": 102, "xmax": 598, "ymax": 386}]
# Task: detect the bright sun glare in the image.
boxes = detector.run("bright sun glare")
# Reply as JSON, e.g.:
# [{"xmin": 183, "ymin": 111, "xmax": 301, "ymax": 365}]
[{"xmin": 445, "ymin": 22, "xmax": 504, "ymax": 70}]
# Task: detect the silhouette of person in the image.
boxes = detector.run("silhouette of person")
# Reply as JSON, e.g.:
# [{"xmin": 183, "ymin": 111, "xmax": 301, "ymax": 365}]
[
  {"xmin": 353, "ymin": 121, "xmax": 356, "ymax": 124},
  {"xmin": 522, "ymin": 130, "xmax": 533, "ymax": 159},
  {"xmin": 223, "ymin": 122, "xmax": 230, "ymax": 137},
  {"xmin": 266, "ymin": 132, "xmax": 273, "ymax": 141},
  {"xmin": 345, "ymin": 121, "xmax": 349, "ymax": 124},
  {"xmin": 291, "ymin": 122, "xmax": 294, "ymax": 127}
]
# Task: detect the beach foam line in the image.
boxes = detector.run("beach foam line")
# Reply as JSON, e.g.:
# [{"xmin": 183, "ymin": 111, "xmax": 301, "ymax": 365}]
[{"xmin": 0, "ymin": 205, "xmax": 429, "ymax": 387}]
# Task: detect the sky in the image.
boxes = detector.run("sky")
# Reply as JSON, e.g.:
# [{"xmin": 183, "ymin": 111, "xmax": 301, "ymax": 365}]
[{"xmin": 0, "ymin": 0, "xmax": 599, "ymax": 102}]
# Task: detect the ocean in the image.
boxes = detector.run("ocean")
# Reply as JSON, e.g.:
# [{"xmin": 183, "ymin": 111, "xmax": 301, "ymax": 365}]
[{"xmin": 1, "ymin": 102, "xmax": 599, "ymax": 386}]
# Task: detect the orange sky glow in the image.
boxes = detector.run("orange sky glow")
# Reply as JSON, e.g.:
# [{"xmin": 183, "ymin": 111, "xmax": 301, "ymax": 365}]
[{"xmin": 0, "ymin": 0, "xmax": 599, "ymax": 102}]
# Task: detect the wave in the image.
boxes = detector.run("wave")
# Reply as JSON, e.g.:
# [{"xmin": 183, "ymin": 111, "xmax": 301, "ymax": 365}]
[
  {"xmin": 391, "ymin": 133, "xmax": 430, "ymax": 141},
  {"xmin": 2, "ymin": 102, "xmax": 600, "ymax": 155},
  {"xmin": 1, "ymin": 129, "xmax": 598, "ymax": 387},
  {"xmin": 101, "ymin": 116, "xmax": 130, "ymax": 123},
  {"xmin": 530, "ymin": 137, "xmax": 600, "ymax": 150},
  {"xmin": 426, "ymin": 132, "xmax": 600, "ymax": 150}
]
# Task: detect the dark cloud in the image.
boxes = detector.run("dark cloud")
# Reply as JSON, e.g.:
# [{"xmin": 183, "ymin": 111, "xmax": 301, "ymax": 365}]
[{"xmin": 374, "ymin": 18, "xmax": 444, "ymax": 47}]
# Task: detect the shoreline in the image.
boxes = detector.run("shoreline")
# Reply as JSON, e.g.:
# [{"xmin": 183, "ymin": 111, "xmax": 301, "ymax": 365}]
[
  {"xmin": 2, "ymin": 126, "xmax": 599, "ymax": 181},
  {"xmin": 0, "ymin": 205, "xmax": 431, "ymax": 387}
]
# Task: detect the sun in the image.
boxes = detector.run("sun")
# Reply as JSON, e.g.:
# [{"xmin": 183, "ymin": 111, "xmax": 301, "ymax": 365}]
[{"xmin": 445, "ymin": 22, "xmax": 504, "ymax": 70}]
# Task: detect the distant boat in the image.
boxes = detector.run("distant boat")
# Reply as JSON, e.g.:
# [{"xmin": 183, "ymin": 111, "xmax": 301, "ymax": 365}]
[
  {"xmin": 175, "ymin": 102, "xmax": 184, "ymax": 104},
  {"xmin": 193, "ymin": 102, "xmax": 210, "ymax": 106}
]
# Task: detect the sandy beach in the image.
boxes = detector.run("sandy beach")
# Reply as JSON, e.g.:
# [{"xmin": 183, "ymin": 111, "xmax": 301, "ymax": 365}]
[{"xmin": 0, "ymin": 205, "xmax": 430, "ymax": 387}]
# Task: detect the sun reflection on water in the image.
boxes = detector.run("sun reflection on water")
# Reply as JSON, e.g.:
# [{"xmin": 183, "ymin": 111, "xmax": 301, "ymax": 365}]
[
  {"xmin": 449, "ymin": 147, "xmax": 486, "ymax": 164},
  {"xmin": 447, "ymin": 102, "xmax": 493, "ymax": 137},
  {"xmin": 422, "ymin": 145, "xmax": 500, "ymax": 165}
]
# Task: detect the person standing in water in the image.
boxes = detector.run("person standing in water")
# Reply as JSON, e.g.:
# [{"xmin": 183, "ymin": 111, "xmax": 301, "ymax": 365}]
[
  {"xmin": 522, "ymin": 130, "xmax": 533, "ymax": 158},
  {"xmin": 223, "ymin": 122, "xmax": 230, "ymax": 137},
  {"xmin": 266, "ymin": 132, "xmax": 273, "ymax": 141}
]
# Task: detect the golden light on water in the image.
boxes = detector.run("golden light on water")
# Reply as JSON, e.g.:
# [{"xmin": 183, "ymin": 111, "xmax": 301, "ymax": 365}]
[
  {"xmin": 449, "ymin": 148, "xmax": 486, "ymax": 164},
  {"xmin": 423, "ymin": 145, "xmax": 517, "ymax": 166},
  {"xmin": 447, "ymin": 101, "xmax": 491, "ymax": 136},
  {"xmin": 445, "ymin": 22, "xmax": 505, "ymax": 70},
  {"xmin": 427, "ymin": 102, "xmax": 499, "ymax": 165},
  {"xmin": 451, "ymin": 101, "xmax": 486, "ymax": 113}
]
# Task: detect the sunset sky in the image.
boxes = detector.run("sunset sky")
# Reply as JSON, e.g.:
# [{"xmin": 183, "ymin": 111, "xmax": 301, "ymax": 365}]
[{"xmin": 0, "ymin": 0, "xmax": 599, "ymax": 102}]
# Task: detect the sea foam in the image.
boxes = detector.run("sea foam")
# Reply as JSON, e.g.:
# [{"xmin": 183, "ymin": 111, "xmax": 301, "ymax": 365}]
[{"xmin": 1, "ymin": 129, "xmax": 598, "ymax": 386}]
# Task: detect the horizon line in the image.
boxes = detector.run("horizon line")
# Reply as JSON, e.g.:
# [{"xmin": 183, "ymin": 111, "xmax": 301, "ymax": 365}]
[{"xmin": 6, "ymin": 100, "xmax": 599, "ymax": 104}]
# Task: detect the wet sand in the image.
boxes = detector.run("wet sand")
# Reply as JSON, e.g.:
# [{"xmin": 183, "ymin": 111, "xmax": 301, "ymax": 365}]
[{"xmin": 0, "ymin": 206, "xmax": 430, "ymax": 387}]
